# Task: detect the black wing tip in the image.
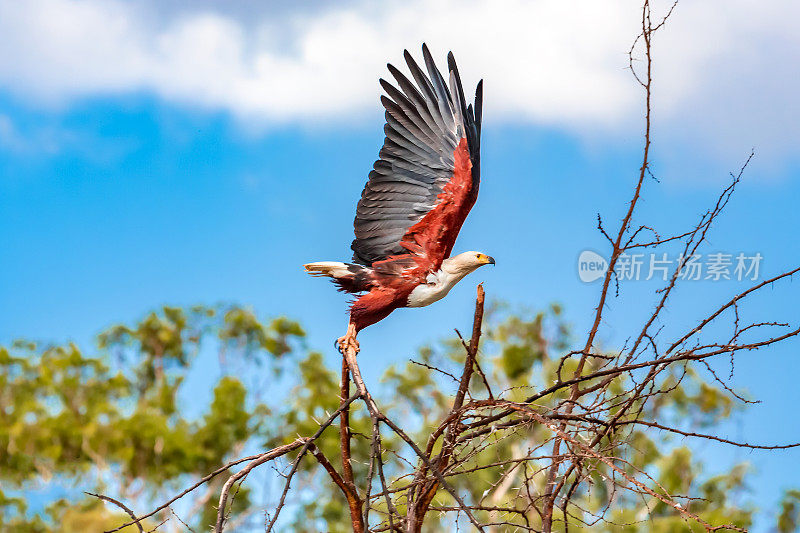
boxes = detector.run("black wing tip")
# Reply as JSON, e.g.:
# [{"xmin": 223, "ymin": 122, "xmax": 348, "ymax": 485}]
[
  {"xmin": 387, "ymin": 63, "xmax": 413, "ymax": 89},
  {"xmin": 446, "ymin": 52, "xmax": 464, "ymax": 101},
  {"xmin": 403, "ymin": 49, "xmax": 416, "ymax": 69},
  {"xmin": 475, "ymin": 79, "xmax": 484, "ymax": 126},
  {"xmin": 403, "ymin": 50, "xmax": 417, "ymax": 70},
  {"xmin": 380, "ymin": 95, "xmax": 398, "ymax": 115},
  {"xmin": 422, "ymin": 43, "xmax": 435, "ymax": 65}
]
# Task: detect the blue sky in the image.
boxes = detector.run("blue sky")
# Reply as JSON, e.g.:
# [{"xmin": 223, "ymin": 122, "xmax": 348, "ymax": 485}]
[{"xmin": 1, "ymin": 0, "xmax": 799, "ymax": 529}]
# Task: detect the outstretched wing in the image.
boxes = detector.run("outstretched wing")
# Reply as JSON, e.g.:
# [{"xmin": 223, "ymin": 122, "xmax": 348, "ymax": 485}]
[{"xmin": 351, "ymin": 44, "xmax": 482, "ymax": 273}]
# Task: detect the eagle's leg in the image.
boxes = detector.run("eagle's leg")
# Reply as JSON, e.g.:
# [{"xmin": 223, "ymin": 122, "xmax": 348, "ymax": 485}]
[
  {"xmin": 336, "ymin": 322, "xmax": 360, "ymax": 355},
  {"xmin": 337, "ymin": 321, "xmax": 382, "ymax": 417}
]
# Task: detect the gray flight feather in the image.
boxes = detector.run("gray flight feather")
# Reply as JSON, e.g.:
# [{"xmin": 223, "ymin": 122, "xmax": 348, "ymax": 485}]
[{"xmin": 350, "ymin": 45, "xmax": 482, "ymax": 266}]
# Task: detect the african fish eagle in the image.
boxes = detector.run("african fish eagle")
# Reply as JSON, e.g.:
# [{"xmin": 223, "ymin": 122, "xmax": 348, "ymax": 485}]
[{"xmin": 304, "ymin": 44, "xmax": 492, "ymax": 352}]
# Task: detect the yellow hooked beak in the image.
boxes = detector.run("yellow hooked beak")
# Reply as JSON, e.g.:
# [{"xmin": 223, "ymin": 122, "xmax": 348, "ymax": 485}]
[{"xmin": 477, "ymin": 254, "xmax": 496, "ymax": 265}]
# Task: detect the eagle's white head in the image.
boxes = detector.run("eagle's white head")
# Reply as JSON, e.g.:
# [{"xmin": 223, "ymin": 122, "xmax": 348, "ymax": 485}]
[{"xmin": 442, "ymin": 251, "xmax": 496, "ymax": 276}]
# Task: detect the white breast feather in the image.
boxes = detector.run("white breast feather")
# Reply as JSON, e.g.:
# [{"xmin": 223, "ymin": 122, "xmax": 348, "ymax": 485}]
[{"xmin": 407, "ymin": 270, "xmax": 459, "ymax": 308}]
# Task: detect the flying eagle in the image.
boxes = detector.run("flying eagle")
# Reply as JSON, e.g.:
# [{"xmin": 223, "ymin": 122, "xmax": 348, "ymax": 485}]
[{"xmin": 304, "ymin": 45, "xmax": 492, "ymax": 352}]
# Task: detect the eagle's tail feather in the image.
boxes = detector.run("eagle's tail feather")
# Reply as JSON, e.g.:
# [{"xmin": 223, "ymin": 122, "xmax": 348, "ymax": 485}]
[
  {"xmin": 303, "ymin": 261, "xmax": 352, "ymax": 278},
  {"xmin": 303, "ymin": 261, "xmax": 373, "ymax": 293}
]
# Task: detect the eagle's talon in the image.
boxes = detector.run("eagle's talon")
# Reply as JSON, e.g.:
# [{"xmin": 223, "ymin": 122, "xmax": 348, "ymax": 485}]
[
  {"xmin": 336, "ymin": 335, "xmax": 359, "ymax": 354},
  {"xmin": 337, "ymin": 325, "xmax": 360, "ymax": 355}
]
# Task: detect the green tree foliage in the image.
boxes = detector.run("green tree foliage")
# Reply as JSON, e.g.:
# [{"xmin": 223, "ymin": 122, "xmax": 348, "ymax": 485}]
[
  {"xmin": 0, "ymin": 303, "xmax": 796, "ymax": 531},
  {"xmin": 779, "ymin": 490, "xmax": 800, "ymax": 533},
  {"xmin": 0, "ymin": 305, "xmax": 303, "ymax": 531}
]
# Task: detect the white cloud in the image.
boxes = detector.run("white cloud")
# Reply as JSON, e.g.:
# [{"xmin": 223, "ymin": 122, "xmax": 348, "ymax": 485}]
[{"xmin": 0, "ymin": 0, "xmax": 797, "ymax": 163}]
